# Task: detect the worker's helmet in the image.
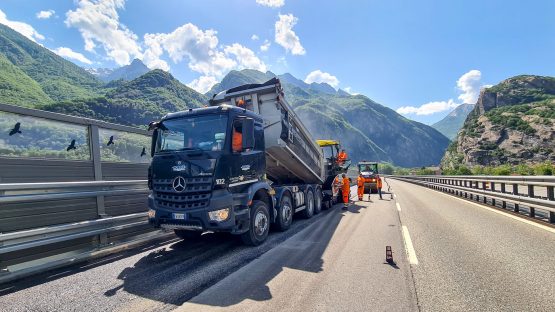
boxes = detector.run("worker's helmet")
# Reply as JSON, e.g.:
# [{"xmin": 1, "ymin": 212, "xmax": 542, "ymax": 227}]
[{"xmin": 341, "ymin": 173, "xmax": 346, "ymax": 177}]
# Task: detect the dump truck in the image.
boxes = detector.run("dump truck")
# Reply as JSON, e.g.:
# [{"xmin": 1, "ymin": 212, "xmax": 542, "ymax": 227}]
[
  {"xmin": 147, "ymin": 78, "xmax": 327, "ymax": 246},
  {"xmin": 358, "ymin": 161, "xmax": 379, "ymax": 193}
]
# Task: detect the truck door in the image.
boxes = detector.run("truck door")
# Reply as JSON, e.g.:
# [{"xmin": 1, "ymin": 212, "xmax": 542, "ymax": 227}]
[{"xmin": 228, "ymin": 117, "xmax": 264, "ymax": 188}]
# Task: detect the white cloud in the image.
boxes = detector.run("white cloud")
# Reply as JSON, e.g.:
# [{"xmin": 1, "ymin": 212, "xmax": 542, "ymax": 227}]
[
  {"xmin": 0, "ymin": 9, "xmax": 44, "ymax": 42},
  {"xmin": 36, "ymin": 10, "xmax": 55, "ymax": 19},
  {"xmin": 304, "ymin": 70, "xmax": 340, "ymax": 88},
  {"xmin": 275, "ymin": 14, "xmax": 305, "ymax": 55},
  {"xmin": 457, "ymin": 69, "xmax": 482, "ymax": 104},
  {"xmin": 256, "ymin": 0, "xmax": 285, "ymax": 8},
  {"xmin": 251, "ymin": 34, "xmax": 259, "ymax": 40},
  {"xmin": 188, "ymin": 75, "xmax": 218, "ymax": 94},
  {"xmin": 143, "ymin": 23, "xmax": 236, "ymax": 77},
  {"xmin": 142, "ymin": 23, "xmax": 267, "ymax": 92},
  {"xmin": 344, "ymin": 87, "xmax": 359, "ymax": 95},
  {"xmin": 260, "ymin": 39, "xmax": 271, "ymax": 51},
  {"xmin": 397, "ymin": 69, "xmax": 488, "ymax": 117},
  {"xmin": 224, "ymin": 43, "xmax": 267, "ymax": 72},
  {"xmin": 397, "ymin": 99, "xmax": 459, "ymax": 116},
  {"xmin": 65, "ymin": 0, "xmax": 142, "ymax": 66},
  {"xmin": 53, "ymin": 47, "xmax": 92, "ymax": 64}
]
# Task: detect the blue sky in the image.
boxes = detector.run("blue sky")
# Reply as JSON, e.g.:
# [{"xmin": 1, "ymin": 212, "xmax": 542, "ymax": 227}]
[{"xmin": 1, "ymin": 0, "xmax": 555, "ymax": 124}]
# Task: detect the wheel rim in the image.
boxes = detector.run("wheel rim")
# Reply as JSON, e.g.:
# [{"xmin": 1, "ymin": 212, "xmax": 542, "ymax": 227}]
[
  {"xmin": 254, "ymin": 210, "xmax": 268, "ymax": 236},
  {"xmin": 282, "ymin": 202, "xmax": 292, "ymax": 224},
  {"xmin": 307, "ymin": 192, "xmax": 314, "ymax": 214}
]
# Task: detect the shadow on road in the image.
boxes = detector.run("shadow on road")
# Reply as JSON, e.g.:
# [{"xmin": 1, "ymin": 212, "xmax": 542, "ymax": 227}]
[{"xmin": 186, "ymin": 206, "xmax": 345, "ymax": 308}]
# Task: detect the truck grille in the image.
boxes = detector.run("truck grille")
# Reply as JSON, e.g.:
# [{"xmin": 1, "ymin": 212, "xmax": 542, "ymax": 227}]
[{"xmin": 153, "ymin": 177, "xmax": 212, "ymax": 210}]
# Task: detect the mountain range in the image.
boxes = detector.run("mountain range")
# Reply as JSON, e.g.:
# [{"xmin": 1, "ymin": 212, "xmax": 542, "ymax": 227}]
[
  {"xmin": 432, "ymin": 103, "xmax": 475, "ymax": 140},
  {"xmin": 86, "ymin": 58, "xmax": 150, "ymax": 82},
  {"xmin": 442, "ymin": 75, "xmax": 555, "ymax": 170},
  {"xmin": 0, "ymin": 23, "xmax": 450, "ymax": 167}
]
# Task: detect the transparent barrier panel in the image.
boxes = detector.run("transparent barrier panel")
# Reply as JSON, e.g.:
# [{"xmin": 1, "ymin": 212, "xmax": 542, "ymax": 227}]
[
  {"xmin": 99, "ymin": 128, "xmax": 151, "ymax": 163},
  {"xmin": 0, "ymin": 111, "xmax": 90, "ymax": 160}
]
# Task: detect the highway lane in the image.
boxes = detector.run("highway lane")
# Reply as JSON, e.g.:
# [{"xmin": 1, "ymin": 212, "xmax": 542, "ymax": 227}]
[
  {"xmin": 0, "ymin": 187, "xmax": 416, "ymax": 312},
  {"xmin": 0, "ymin": 201, "xmax": 349, "ymax": 312},
  {"xmin": 178, "ymin": 189, "xmax": 417, "ymax": 312},
  {"xmin": 389, "ymin": 179, "xmax": 555, "ymax": 312}
]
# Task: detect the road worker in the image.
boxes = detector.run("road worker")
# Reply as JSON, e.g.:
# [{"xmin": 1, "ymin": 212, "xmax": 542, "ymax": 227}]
[
  {"xmin": 232, "ymin": 123, "xmax": 242, "ymax": 153},
  {"xmin": 341, "ymin": 173, "xmax": 350, "ymax": 210},
  {"xmin": 357, "ymin": 173, "xmax": 365, "ymax": 201},
  {"xmin": 377, "ymin": 175, "xmax": 383, "ymax": 200},
  {"xmin": 337, "ymin": 149, "xmax": 348, "ymax": 165}
]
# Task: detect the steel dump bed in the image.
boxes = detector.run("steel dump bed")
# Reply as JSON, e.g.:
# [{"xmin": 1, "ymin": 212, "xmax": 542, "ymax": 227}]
[{"xmin": 209, "ymin": 78, "xmax": 324, "ymax": 184}]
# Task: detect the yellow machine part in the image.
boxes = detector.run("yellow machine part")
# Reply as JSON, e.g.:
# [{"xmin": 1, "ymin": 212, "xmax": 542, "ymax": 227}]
[{"xmin": 316, "ymin": 139, "xmax": 340, "ymax": 147}]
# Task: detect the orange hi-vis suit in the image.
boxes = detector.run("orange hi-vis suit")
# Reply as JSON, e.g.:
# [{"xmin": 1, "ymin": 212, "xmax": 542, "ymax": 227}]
[
  {"xmin": 377, "ymin": 176, "xmax": 383, "ymax": 189},
  {"xmin": 337, "ymin": 151, "xmax": 348, "ymax": 164},
  {"xmin": 342, "ymin": 177, "xmax": 350, "ymax": 204},
  {"xmin": 232, "ymin": 128, "xmax": 242, "ymax": 153},
  {"xmin": 357, "ymin": 176, "xmax": 364, "ymax": 200}
]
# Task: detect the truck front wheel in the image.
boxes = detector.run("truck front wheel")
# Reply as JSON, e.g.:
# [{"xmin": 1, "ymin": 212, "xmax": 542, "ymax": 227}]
[
  {"xmin": 275, "ymin": 194, "xmax": 293, "ymax": 231},
  {"xmin": 241, "ymin": 200, "xmax": 270, "ymax": 246}
]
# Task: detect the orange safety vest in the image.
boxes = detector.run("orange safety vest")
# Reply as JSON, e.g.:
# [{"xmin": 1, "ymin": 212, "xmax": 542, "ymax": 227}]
[
  {"xmin": 232, "ymin": 129, "xmax": 242, "ymax": 152},
  {"xmin": 377, "ymin": 177, "xmax": 383, "ymax": 188},
  {"xmin": 342, "ymin": 177, "xmax": 350, "ymax": 192},
  {"xmin": 337, "ymin": 152, "xmax": 347, "ymax": 162},
  {"xmin": 357, "ymin": 176, "xmax": 364, "ymax": 187}
]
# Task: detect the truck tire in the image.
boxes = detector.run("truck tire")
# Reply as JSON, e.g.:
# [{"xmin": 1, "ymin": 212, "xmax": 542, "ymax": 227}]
[
  {"xmin": 174, "ymin": 230, "xmax": 202, "ymax": 241},
  {"xmin": 314, "ymin": 188, "xmax": 322, "ymax": 214},
  {"xmin": 275, "ymin": 194, "xmax": 293, "ymax": 231},
  {"xmin": 241, "ymin": 200, "xmax": 270, "ymax": 246},
  {"xmin": 302, "ymin": 189, "xmax": 315, "ymax": 219}
]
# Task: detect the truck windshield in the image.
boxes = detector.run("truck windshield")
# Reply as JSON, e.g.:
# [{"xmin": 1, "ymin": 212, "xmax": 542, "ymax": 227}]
[
  {"xmin": 156, "ymin": 114, "xmax": 228, "ymax": 153},
  {"xmin": 359, "ymin": 164, "xmax": 378, "ymax": 174}
]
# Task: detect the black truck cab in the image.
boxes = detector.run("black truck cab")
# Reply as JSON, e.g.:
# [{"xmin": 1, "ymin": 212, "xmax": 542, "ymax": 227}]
[{"xmin": 147, "ymin": 105, "xmax": 268, "ymax": 236}]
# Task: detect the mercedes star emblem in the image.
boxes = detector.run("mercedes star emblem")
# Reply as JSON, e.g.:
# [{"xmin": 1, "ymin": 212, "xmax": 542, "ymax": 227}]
[{"xmin": 172, "ymin": 176, "xmax": 186, "ymax": 193}]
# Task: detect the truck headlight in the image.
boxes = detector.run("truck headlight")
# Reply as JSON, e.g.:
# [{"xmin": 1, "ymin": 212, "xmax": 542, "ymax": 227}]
[
  {"xmin": 148, "ymin": 209, "xmax": 156, "ymax": 218},
  {"xmin": 208, "ymin": 208, "xmax": 230, "ymax": 222}
]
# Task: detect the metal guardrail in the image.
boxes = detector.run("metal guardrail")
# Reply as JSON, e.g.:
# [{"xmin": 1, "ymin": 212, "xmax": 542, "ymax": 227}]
[
  {"xmin": 391, "ymin": 175, "xmax": 555, "ymax": 223},
  {"xmin": 0, "ymin": 103, "xmax": 161, "ymax": 284}
]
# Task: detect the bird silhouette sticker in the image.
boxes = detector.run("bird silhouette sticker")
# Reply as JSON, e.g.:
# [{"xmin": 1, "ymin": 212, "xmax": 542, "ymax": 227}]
[
  {"xmin": 107, "ymin": 135, "xmax": 115, "ymax": 146},
  {"xmin": 67, "ymin": 140, "xmax": 77, "ymax": 151},
  {"xmin": 9, "ymin": 122, "xmax": 22, "ymax": 136},
  {"xmin": 141, "ymin": 147, "xmax": 147, "ymax": 157}
]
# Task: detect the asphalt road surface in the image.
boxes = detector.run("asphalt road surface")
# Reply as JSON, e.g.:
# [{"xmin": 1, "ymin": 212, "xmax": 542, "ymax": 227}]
[
  {"xmin": 390, "ymin": 178, "xmax": 555, "ymax": 312},
  {"xmin": 1, "ymin": 180, "xmax": 554, "ymax": 312}
]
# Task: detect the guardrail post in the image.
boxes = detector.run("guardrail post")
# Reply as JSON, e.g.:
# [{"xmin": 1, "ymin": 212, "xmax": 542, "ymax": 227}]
[
  {"xmin": 512, "ymin": 183, "xmax": 520, "ymax": 213},
  {"xmin": 90, "ymin": 125, "xmax": 107, "ymax": 246},
  {"xmin": 500, "ymin": 183, "xmax": 506, "ymax": 208},
  {"xmin": 527, "ymin": 185, "xmax": 535, "ymax": 198},
  {"xmin": 548, "ymin": 186, "xmax": 555, "ymax": 223}
]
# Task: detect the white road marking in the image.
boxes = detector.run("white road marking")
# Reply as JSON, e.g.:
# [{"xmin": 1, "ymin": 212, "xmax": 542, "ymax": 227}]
[
  {"xmin": 402, "ymin": 226, "xmax": 419, "ymax": 265},
  {"xmin": 394, "ymin": 194, "xmax": 397, "ymax": 199},
  {"xmin": 396, "ymin": 202, "xmax": 401, "ymax": 211},
  {"xmin": 433, "ymin": 189, "xmax": 555, "ymax": 235}
]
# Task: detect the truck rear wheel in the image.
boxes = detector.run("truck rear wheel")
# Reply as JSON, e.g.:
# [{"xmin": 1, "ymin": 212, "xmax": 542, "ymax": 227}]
[
  {"xmin": 174, "ymin": 230, "xmax": 202, "ymax": 241},
  {"xmin": 314, "ymin": 188, "xmax": 322, "ymax": 214},
  {"xmin": 241, "ymin": 200, "xmax": 270, "ymax": 246},
  {"xmin": 302, "ymin": 190, "xmax": 315, "ymax": 219},
  {"xmin": 275, "ymin": 194, "xmax": 293, "ymax": 231}
]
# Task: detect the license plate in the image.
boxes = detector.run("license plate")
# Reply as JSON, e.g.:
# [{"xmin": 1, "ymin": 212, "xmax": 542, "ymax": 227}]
[{"xmin": 173, "ymin": 213, "xmax": 186, "ymax": 220}]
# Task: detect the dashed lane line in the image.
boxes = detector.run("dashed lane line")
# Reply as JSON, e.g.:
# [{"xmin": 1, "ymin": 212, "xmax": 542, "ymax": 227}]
[
  {"xmin": 402, "ymin": 226, "xmax": 419, "ymax": 265},
  {"xmin": 396, "ymin": 202, "xmax": 402, "ymax": 212}
]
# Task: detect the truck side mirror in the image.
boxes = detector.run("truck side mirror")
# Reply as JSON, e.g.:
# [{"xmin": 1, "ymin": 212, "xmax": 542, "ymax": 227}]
[
  {"xmin": 242, "ymin": 118, "xmax": 255, "ymax": 150},
  {"xmin": 150, "ymin": 129, "xmax": 158, "ymax": 157}
]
